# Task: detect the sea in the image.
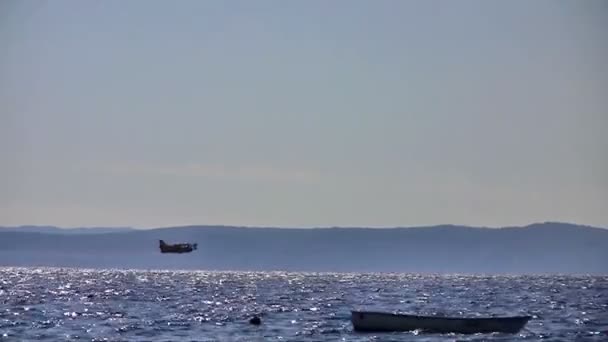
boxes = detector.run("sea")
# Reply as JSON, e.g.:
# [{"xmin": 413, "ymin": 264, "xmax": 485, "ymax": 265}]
[{"xmin": 0, "ymin": 268, "xmax": 606, "ymax": 341}]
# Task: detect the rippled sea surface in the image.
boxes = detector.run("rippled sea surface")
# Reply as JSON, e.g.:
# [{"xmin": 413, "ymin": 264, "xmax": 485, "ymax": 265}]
[{"xmin": 0, "ymin": 268, "xmax": 606, "ymax": 341}]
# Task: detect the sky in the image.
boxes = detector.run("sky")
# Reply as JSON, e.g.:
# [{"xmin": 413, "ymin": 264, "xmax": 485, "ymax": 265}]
[{"xmin": 1, "ymin": 0, "xmax": 607, "ymax": 228}]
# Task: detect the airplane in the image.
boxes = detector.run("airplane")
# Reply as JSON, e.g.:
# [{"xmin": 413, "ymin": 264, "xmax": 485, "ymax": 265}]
[{"xmin": 159, "ymin": 240, "xmax": 197, "ymax": 254}]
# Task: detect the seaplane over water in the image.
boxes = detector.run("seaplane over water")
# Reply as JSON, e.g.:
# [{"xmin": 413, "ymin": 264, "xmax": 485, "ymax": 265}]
[{"xmin": 159, "ymin": 240, "xmax": 197, "ymax": 254}]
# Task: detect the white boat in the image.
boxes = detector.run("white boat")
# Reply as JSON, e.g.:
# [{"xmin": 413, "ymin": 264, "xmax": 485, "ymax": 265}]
[{"xmin": 351, "ymin": 311, "xmax": 531, "ymax": 334}]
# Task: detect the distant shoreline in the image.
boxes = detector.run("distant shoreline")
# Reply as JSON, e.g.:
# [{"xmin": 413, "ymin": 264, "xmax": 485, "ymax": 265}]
[{"xmin": 2, "ymin": 222, "xmax": 607, "ymax": 274}]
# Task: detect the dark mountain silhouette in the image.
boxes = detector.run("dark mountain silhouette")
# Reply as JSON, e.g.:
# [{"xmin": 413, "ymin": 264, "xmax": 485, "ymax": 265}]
[{"xmin": 0, "ymin": 222, "xmax": 606, "ymax": 274}]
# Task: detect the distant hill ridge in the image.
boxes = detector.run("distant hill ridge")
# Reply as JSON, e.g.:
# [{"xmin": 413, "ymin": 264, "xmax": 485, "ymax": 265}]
[
  {"xmin": 2, "ymin": 221, "xmax": 604, "ymax": 234},
  {"xmin": 0, "ymin": 225, "xmax": 136, "ymax": 234},
  {"xmin": 1, "ymin": 222, "xmax": 606, "ymax": 274}
]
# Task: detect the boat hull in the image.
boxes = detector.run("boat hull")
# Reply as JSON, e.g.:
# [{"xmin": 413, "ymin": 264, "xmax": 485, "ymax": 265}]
[{"xmin": 351, "ymin": 311, "xmax": 531, "ymax": 334}]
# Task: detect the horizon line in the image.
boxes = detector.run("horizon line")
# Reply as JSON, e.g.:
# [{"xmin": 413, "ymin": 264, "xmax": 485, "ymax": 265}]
[{"xmin": 1, "ymin": 221, "xmax": 606, "ymax": 231}]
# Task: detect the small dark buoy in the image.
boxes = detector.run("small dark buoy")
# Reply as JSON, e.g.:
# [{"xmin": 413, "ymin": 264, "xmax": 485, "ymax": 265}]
[{"xmin": 249, "ymin": 316, "xmax": 261, "ymax": 325}]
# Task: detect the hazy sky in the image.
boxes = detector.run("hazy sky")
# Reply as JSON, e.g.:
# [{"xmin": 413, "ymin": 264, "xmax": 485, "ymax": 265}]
[{"xmin": 1, "ymin": 0, "xmax": 606, "ymax": 228}]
